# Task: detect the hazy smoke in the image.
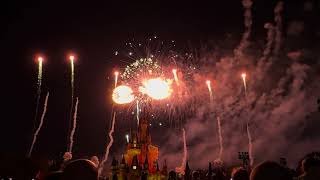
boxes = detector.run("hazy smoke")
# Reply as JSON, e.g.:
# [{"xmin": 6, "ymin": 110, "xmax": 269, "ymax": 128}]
[
  {"xmin": 91, "ymin": 156, "xmax": 100, "ymax": 168},
  {"xmin": 273, "ymin": 1, "xmax": 284, "ymax": 55},
  {"xmin": 261, "ymin": 23, "xmax": 275, "ymax": 60},
  {"xmin": 304, "ymin": 1, "xmax": 313, "ymax": 11},
  {"xmin": 63, "ymin": 151, "xmax": 72, "ymax": 162},
  {"xmin": 287, "ymin": 51, "xmax": 302, "ymax": 60},
  {"xmin": 217, "ymin": 116, "xmax": 224, "ymax": 160},
  {"xmin": 287, "ymin": 21, "xmax": 305, "ymax": 36},
  {"xmin": 234, "ymin": 0, "xmax": 253, "ymax": 58}
]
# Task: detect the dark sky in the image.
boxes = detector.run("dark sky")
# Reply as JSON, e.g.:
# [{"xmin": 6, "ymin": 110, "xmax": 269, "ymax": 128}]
[{"xmin": 1, "ymin": 0, "xmax": 317, "ymax": 158}]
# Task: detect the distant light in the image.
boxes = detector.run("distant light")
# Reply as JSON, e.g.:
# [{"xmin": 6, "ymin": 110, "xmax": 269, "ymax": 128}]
[
  {"xmin": 149, "ymin": 123, "xmax": 152, "ymax": 126},
  {"xmin": 129, "ymin": 52, "xmax": 133, "ymax": 56},
  {"xmin": 115, "ymin": 51, "xmax": 118, "ymax": 55},
  {"xmin": 133, "ymin": 166, "xmax": 137, "ymax": 170},
  {"xmin": 159, "ymin": 122, "xmax": 162, "ymax": 126}
]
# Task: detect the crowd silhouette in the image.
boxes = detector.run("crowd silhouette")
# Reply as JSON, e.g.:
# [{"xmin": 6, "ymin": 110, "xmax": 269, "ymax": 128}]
[{"xmin": 1, "ymin": 152, "xmax": 320, "ymax": 180}]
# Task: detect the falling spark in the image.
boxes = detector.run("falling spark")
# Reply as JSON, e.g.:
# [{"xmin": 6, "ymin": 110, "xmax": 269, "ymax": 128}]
[
  {"xmin": 172, "ymin": 69, "xmax": 179, "ymax": 84},
  {"xmin": 247, "ymin": 122, "xmax": 254, "ymax": 167},
  {"xmin": 114, "ymin": 71, "xmax": 119, "ymax": 88},
  {"xmin": 136, "ymin": 100, "xmax": 140, "ymax": 126},
  {"xmin": 206, "ymin": 80, "xmax": 213, "ymax": 102},
  {"xmin": 33, "ymin": 56, "xmax": 43, "ymax": 135},
  {"xmin": 68, "ymin": 97, "xmax": 79, "ymax": 153},
  {"xmin": 241, "ymin": 73, "xmax": 247, "ymax": 95},
  {"xmin": 99, "ymin": 112, "xmax": 117, "ymax": 177},
  {"xmin": 28, "ymin": 92, "xmax": 49, "ymax": 157},
  {"xmin": 112, "ymin": 85, "xmax": 135, "ymax": 104},
  {"xmin": 217, "ymin": 116, "xmax": 224, "ymax": 160},
  {"xmin": 175, "ymin": 128, "xmax": 187, "ymax": 175}
]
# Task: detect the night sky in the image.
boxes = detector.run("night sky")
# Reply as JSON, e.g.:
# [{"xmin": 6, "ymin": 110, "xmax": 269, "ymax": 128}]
[{"xmin": 2, "ymin": 0, "xmax": 319, "ymax": 164}]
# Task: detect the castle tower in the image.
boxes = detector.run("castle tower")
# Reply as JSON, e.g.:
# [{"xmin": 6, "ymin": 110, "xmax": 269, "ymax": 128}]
[
  {"xmin": 129, "ymin": 155, "xmax": 141, "ymax": 180},
  {"xmin": 124, "ymin": 119, "xmax": 159, "ymax": 173},
  {"xmin": 161, "ymin": 160, "xmax": 168, "ymax": 176},
  {"xmin": 109, "ymin": 157, "xmax": 119, "ymax": 180},
  {"xmin": 118, "ymin": 155, "xmax": 128, "ymax": 180},
  {"xmin": 141, "ymin": 153, "xmax": 149, "ymax": 180},
  {"xmin": 207, "ymin": 162, "xmax": 213, "ymax": 180},
  {"xmin": 184, "ymin": 161, "xmax": 191, "ymax": 180}
]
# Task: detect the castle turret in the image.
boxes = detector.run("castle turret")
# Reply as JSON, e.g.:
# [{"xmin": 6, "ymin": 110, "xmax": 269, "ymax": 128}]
[
  {"xmin": 207, "ymin": 162, "xmax": 213, "ymax": 180},
  {"xmin": 129, "ymin": 155, "xmax": 141, "ymax": 180},
  {"xmin": 184, "ymin": 161, "xmax": 191, "ymax": 180},
  {"xmin": 161, "ymin": 160, "xmax": 168, "ymax": 176},
  {"xmin": 118, "ymin": 155, "xmax": 127, "ymax": 180},
  {"xmin": 141, "ymin": 153, "xmax": 149, "ymax": 180}
]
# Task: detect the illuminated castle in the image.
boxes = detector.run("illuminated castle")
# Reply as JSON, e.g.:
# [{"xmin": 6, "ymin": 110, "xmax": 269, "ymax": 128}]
[{"xmin": 109, "ymin": 119, "xmax": 168, "ymax": 180}]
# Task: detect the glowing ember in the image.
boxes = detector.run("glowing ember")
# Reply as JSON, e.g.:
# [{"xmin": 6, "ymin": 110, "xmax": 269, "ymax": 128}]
[
  {"xmin": 112, "ymin": 85, "xmax": 135, "ymax": 104},
  {"xmin": 139, "ymin": 78, "xmax": 172, "ymax": 100}
]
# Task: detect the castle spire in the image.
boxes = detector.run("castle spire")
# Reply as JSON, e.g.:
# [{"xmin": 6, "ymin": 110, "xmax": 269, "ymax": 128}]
[{"xmin": 143, "ymin": 153, "xmax": 149, "ymax": 171}]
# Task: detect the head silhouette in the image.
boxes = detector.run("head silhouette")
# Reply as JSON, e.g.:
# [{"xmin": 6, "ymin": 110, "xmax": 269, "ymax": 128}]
[
  {"xmin": 62, "ymin": 159, "xmax": 98, "ymax": 180},
  {"xmin": 250, "ymin": 161, "xmax": 291, "ymax": 180},
  {"xmin": 232, "ymin": 167, "xmax": 249, "ymax": 180}
]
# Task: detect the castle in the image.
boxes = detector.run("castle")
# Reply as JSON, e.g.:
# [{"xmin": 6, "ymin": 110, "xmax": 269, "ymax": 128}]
[{"xmin": 109, "ymin": 119, "xmax": 168, "ymax": 180}]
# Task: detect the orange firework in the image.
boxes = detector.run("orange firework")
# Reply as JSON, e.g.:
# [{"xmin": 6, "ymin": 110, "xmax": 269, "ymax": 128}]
[
  {"xmin": 112, "ymin": 85, "xmax": 135, "ymax": 104},
  {"xmin": 139, "ymin": 78, "xmax": 172, "ymax": 100}
]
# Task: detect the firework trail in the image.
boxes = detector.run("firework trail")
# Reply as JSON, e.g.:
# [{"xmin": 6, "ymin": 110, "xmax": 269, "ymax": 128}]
[
  {"xmin": 33, "ymin": 57, "xmax": 43, "ymax": 133},
  {"xmin": 241, "ymin": 73, "xmax": 247, "ymax": 95},
  {"xmin": 241, "ymin": 73, "xmax": 253, "ymax": 166},
  {"xmin": 114, "ymin": 71, "xmax": 119, "ymax": 87},
  {"xmin": 206, "ymin": 80, "xmax": 213, "ymax": 102},
  {"xmin": 99, "ymin": 111, "xmax": 117, "ymax": 177},
  {"xmin": 176, "ymin": 128, "xmax": 187, "ymax": 174},
  {"xmin": 246, "ymin": 121, "xmax": 254, "ymax": 166},
  {"xmin": 273, "ymin": 1, "xmax": 284, "ymax": 55},
  {"xmin": 69, "ymin": 56, "xmax": 75, "ymax": 137},
  {"xmin": 136, "ymin": 100, "xmax": 140, "ymax": 126},
  {"xmin": 217, "ymin": 116, "xmax": 224, "ymax": 160},
  {"xmin": 68, "ymin": 97, "xmax": 79, "ymax": 153},
  {"xmin": 28, "ymin": 92, "xmax": 49, "ymax": 157},
  {"xmin": 234, "ymin": 0, "xmax": 253, "ymax": 57}
]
